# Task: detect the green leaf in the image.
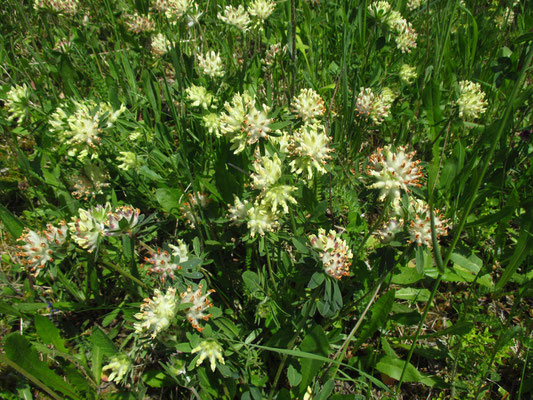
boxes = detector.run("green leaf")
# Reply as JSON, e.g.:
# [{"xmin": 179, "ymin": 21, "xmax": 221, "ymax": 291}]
[
  {"xmin": 395, "ymin": 288, "xmax": 431, "ymax": 302},
  {"xmin": 299, "ymin": 325, "xmax": 329, "ymax": 394},
  {"xmin": 34, "ymin": 315, "xmax": 68, "ymax": 353},
  {"xmin": 242, "ymin": 271, "xmax": 261, "ymax": 295},
  {"xmin": 287, "ymin": 364, "xmax": 302, "ymax": 387},
  {"xmin": 352, "ymin": 290, "xmax": 395, "ymax": 351},
  {"xmin": 308, "ymin": 272, "xmax": 325, "ymax": 289},
  {"xmin": 420, "ymin": 321, "xmax": 473, "ymax": 339},
  {"xmin": 0, "ymin": 204, "xmax": 24, "ymax": 239},
  {"xmin": 375, "ymin": 355, "xmax": 422, "ymax": 383},
  {"xmin": 392, "ymin": 267, "xmax": 424, "ymax": 285},
  {"xmin": 155, "ymin": 188, "xmax": 182, "ymax": 213},
  {"xmin": 142, "ymin": 370, "xmax": 173, "ymax": 388},
  {"xmin": 4, "ymin": 333, "xmax": 80, "ymax": 399},
  {"xmin": 496, "ymin": 217, "xmax": 531, "ymax": 290},
  {"xmin": 91, "ymin": 327, "xmax": 117, "ymax": 357},
  {"xmin": 450, "ymin": 253, "xmax": 482, "ymax": 274},
  {"xmin": 315, "ymin": 380, "xmax": 335, "ymax": 400},
  {"xmin": 416, "ymin": 246, "xmax": 425, "ymax": 275}
]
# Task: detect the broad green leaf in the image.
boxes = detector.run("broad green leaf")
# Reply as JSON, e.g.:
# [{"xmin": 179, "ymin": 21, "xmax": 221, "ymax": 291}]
[
  {"xmin": 155, "ymin": 188, "xmax": 182, "ymax": 213},
  {"xmin": 353, "ymin": 290, "xmax": 395, "ymax": 352},
  {"xmin": 0, "ymin": 204, "xmax": 24, "ymax": 239},
  {"xmin": 392, "ymin": 267, "xmax": 424, "ymax": 285},
  {"xmin": 375, "ymin": 355, "xmax": 422, "ymax": 383},
  {"xmin": 450, "ymin": 253, "xmax": 482, "ymax": 274},
  {"xmin": 242, "ymin": 271, "xmax": 261, "ymax": 295},
  {"xmin": 315, "ymin": 380, "xmax": 335, "ymax": 400},
  {"xmin": 287, "ymin": 364, "xmax": 302, "ymax": 387},
  {"xmin": 299, "ymin": 325, "xmax": 329, "ymax": 394},
  {"xmin": 34, "ymin": 315, "xmax": 68, "ymax": 353},
  {"xmin": 308, "ymin": 272, "xmax": 325, "ymax": 289},
  {"xmin": 395, "ymin": 288, "xmax": 431, "ymax": 302},
  {"xmin": 4, "ymin": 333, "xmax": 80, "ymax": 399},
  {"xmin": 91, "ymin": 327, "xmax": 117, "ymax": 356},
  {"xmin": 142, "ymin": 370, "xmax": 173, "ymax": 388}
]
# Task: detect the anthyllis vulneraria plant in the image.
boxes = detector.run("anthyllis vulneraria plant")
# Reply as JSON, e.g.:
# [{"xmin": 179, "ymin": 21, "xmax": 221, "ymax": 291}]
[
  {"xmin": 457, "ymin": 80, "xmax": 488, "ymax": 121},
  {"xmin": 366, "ymin": 145, "xmax": 423, "ymax": 202},
  {"xmin": 309, "ymin": 228, "xmax": 353, "ymax": 279},
  {"xmin": 17, "ymin": 221, "xmax": 67, "ymax": 276}
]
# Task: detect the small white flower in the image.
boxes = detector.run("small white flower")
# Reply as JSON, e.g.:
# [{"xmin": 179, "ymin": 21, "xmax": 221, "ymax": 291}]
[
  {"xmin": 144, "ymin": 248, "xmax": 181, "ymax": 282},
  {"xmin": 289, "ymin": 123, "xmax": 332, "ymax": 179},
  {"xmin": 247, "ymin": 202, "xmax": 280, "ymax": 237},
  {"xmin": 367, "ymin": 146, "xmax": 423, "ymax": 202},
  {"xmin": 169, "ymin": 239, "xmax": 189, "ymax": 263},
  {"xmin": 374, "ymin": 218, "xmax": 403, "ymax": 242},
  {"xmin": 5, "ymin": 84, "xmax": 30, "ymax": 123},
  {"xmin": 125, "ymin": 13, "xmax": 155, "ymax": 33},
  {"xmin": 191, "ymin": 340, "xmax": 224, "ymax": 371},
  {"xmin": 399, "ymin": 64, "xmax": 418, "ymax": 85},
  {"xmin": 292, "ymin": 88, "xmax": 325, "ymax": 123},
  {"xmin": 185, "ymin": 85, "xmax": 215, "ymax": 109},
  {"xmin": 248, "ymin": 0, "xmax": 276, "ymax": 23},
  {"xmin": 408, "ymin": 200, "xmax": 448, "ymax": 247},
  {"xmin": 104, "ymin": 205, "xmax": 141, "ymax": 235},
  {"xmin": 251, "ymin": 152, "xmax": 282, "ymax": 191},
  {"xmin": 309, "ymin": 229, "xmax": 353, "ymax": 279},
  {"xmin": 218, "ymin": 5, "xmax": 251, "ymax": 31},
  {"xmin": 117, "ymin": 151, "xmax": 138, "ymax": 171},
  {"xmin": 457, "ymin": 80, "xmax": 488, "ymax": 121},
  {"xmin": 102, "ymin": 354, "xmax": 131, "ymax": 384},
  {"xmin": 68, "ymin": 204, "xmax": 111, "ymax": 252},
  {"xmin": 197, "ymin": 51, "xmax": 225, "ymax": 78},
  {"xmin": 203, "ymin": 113, "xmax": 222, "ymax": 137},
  {"xmin": 227, "ymin": 196, "xmax": 250, "ymax": 226},
  {"xmin": 368, "ymin": 1, "xmax": 391, "ymax": 21},
  {"xmin": 261, "ymin": 185, "xmax": 297, "ymax": 214},
  {"xmin": 134, "ymin": 288, "xmax": 178, "ymax": 338},
  {"xmin": 151, "ymin": 33, "xmax": 172, "ymax": 55},
  {"xmin": 180, "ymin": 284, "xmax": 215, "ymax": 332},
  {"xmin": 16, "ymin": 222, "xmax": 66, "ymax": 277}
]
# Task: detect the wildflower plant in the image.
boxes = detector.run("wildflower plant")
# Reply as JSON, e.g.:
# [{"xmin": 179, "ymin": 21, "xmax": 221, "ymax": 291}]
[{"xmin": 2, "ymin": 1, "xmax": 531, "ymax": 399}]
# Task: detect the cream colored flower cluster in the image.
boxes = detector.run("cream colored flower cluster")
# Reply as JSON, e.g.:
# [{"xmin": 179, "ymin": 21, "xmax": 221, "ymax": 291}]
[
  {"xmin": 367, "ymin": 145, "xmax": 423, "ymax": 202},
  {"xmin": 355, "ymin": 87, "xmax": 396, "ymax": 124},
  {"xmin": 368, "ymin": 1, "xmax": 417, "ymax": 53},
  {"xmin": 71, "ymin": 161, "xmax": 110, "ymax": 200},
  {"xmin": 5, "ymin": 84, "xmax": 30, "ymax": 123},
  {"xmin": 125, "ymin": 13, "xmax": 155, "ymax": 33},
  {"xmin": 180, "ymin": 192, "xmax": 210, "ymax": 228},
  {"xmin": 102, "ymin": 354, "xmax": 131, "ymax": 384},
  {"xmin": 457, "ymin": 80, "xmax": 488, "ymax": 121},
  {"xmin": 50, "ymin": 100, "xmax": 125, "ymax": 161},
  {"xmin": 152, "ymin": 0, "xmax": 192, "ymax": 21},
  {"xmin": 191, "ymin": 340, "xmax": 225, "ymax": 372},
  {"xmin": 219, "ymin": 92, "xmax": 272, "ymax": 154},
  {"xmin": 143, "ymin": 240, "xmax": 189, "ymax": 282},
  {"xmin": 224, "ymin": 89, "xmax": 333, "ymax": 237},
  {"xmin": 151, "ymin": 33, "xmax": 172, "ymax": 55},
  {"xmin": 197, "ymin": 51, "xmax": 225, "ymax": 78},
  {"xmin": 17, "ymin": 221, "xmax": 67, "ymax": 277},
  {"xmin": 309, "ymin": 229, "xmax": 353, "ymax": 279},
  {"xmin": 408, "ymin": 199, "xmax": 449, "ymax": 247},
  {"xmin": 34, "ymin": 0, "xmax": 79, "ymax": 15},
  {"xmin": 68, "ymin": 203, "xmax": 143, "ymax": 252},
  {"xmin": 186, "ymin": 85, "xmax": 216, "ymax": 109},
  {"xmin": 218, "ymin": 0, "xmax": 276, "ymax": 31},
  {"xmin": 134, "ymin": 284, "xmax": 215, "ymax": 337}
]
